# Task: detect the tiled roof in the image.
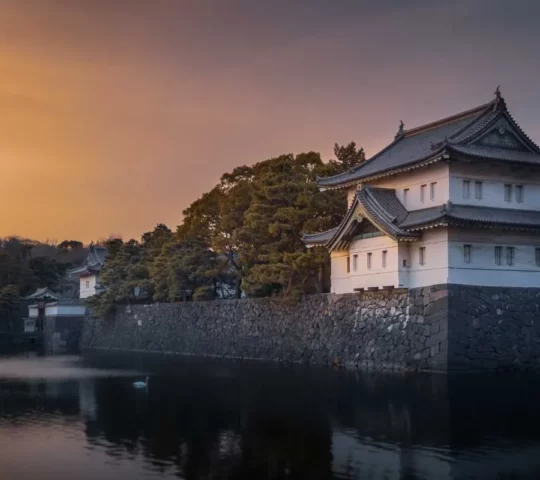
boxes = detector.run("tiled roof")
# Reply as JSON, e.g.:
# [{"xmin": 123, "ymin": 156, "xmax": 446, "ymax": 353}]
[
  {"xmin": 302, "ymin": 228, "xmax": 338, "ymax": 246},
  {"xmin": 448, "ymin": 144, "xmax": 540, "ymax": 165},
  {"xmin": 87, "ymin": 245, "xmax": 107, "ymax": 268},
  {"xmin": 356, "ymin": 187, "xmax": 417, "ymax": 240},
  {"xmin": 23, "ymin": 287, "xmax": 59, "ymax": 300},
  {"xmin": 401, "ymin": 204, "xmax": 540, "ymax": 230},
  {"xmin": 318, "ymin": 105, "xmax": 489, "ymax": 189},
  {"xmin": 304, "ymin": 186, "xmax": 419, "ymax": 250},
  {"xmin": 318, "ymin": 91, "xmax": 540, "ymax": 189},
  {"xmin": 68, "ymin": 245, "xmax": 107, "ymax": 276}
]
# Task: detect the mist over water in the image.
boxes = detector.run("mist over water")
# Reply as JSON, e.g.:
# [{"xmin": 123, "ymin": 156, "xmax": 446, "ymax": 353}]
[
  {"xmin": 0, "ymin": 355, "xmax": 140, "ymax": 380},
  {"xmin": 1, "ymin": 354, "xmax": 540, "ymax": 479}
]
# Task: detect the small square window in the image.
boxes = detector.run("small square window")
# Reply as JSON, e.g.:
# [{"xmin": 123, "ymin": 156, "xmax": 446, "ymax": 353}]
[
  {"xmin": 382, "ymin": 250, "xmax": 387, "ymax": 269},
  {"xmin": 463, "ymin": 180, "xmax": 470, "ymax": 199},
  {"xmin": 346, "ymin": 256, "xmax": 350, "ymax": 273},
  {"xmin": 474, "ymin": 181, "xmax": 483, "ymax": 200},
  {"xmin": 516, "ymin": 185, "xmax": 524, "ymax": 203},
  {"xmin": 494, "ymin": 246, "xmax": 502, "ymax": 266},
  {"xmin": 506, "ymin": 247, "xmax": 515, "ymax": 266},
  {"xmin": 419, "ymin": 247, "xmax": 426, "ymax": 266},
  {"xmin": 504, "ymin": 184, "xmax": 512, "ymax": 202},
  {"xmin": 430, "ymin": 182, "xmax": 436, "ymax": 201},
  {"xmin": 420, "ymin": 184, "xmax": 427, "ymax": 203},
  {"xmin": 367, "ymin": 252, "xmax": 372, "ymax": 269},
  {"xmin": 353, "ymin": 254, "xmax": 358, "ymax": 272},
  {"xmin": 464, "ymin": 245, "xmax": 472, "ymax": 264}
]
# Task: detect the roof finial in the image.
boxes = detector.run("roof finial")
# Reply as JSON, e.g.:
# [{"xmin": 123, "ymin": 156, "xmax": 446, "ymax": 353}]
[
  {"xmin": 395, "ymin": 120, "xmax": 404, "ymax": 140},
  {"xmin": 493, "ymin": 85, "xmax": 505, "ymax": 109}
]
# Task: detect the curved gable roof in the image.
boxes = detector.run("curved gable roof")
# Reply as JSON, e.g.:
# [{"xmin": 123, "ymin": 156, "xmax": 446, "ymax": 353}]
[{"xmin": 318, "ymin": 91, "xmax": 540, "ymax": 189}]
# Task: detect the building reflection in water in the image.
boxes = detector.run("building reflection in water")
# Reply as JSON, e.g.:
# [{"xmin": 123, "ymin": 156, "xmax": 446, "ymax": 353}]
[{"xmin": 3, "ymin": 355, "xmax": 540, "ymax": 479}]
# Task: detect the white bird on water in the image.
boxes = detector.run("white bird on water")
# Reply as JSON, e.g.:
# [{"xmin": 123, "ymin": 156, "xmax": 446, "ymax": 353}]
[{"xmin": 132, "ymin": 376, "xmax": 149, "ymax": 390}]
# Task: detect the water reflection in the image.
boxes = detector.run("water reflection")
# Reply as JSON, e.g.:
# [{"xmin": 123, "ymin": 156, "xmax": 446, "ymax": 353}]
[{"xmin": 1, "ymin": 355, "xmax": 540, "ymax": 479}]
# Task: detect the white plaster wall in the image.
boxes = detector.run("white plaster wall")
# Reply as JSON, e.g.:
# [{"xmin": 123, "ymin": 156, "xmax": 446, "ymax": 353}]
[
  {"xmin": 47, "ymin": 305, "xmax": 86, "ymax": 316},
  {"xmin": 370, "ymin": 163, "xmax": 449, "ymax": 211},
  {"xmin": 28, "ymin": 305, "xmax": 86, "ymax": 317},
  {"xmin": 80, "ymin": 274, "xmax": 98, "ymax": 299},
  {"xmin": 330, "ymin": 235, "xmax": 400, "ymax": 293},
  {"xmin": 448, "ymin": 228, "xmax": 540, "ymax": 287},
  {"xmin": 406, "ymin": 228, "xmax": 449, "ymax": 289},
  {"xmin": 450, "ymin": 162, "xmax": 540, "ymax": 210}
]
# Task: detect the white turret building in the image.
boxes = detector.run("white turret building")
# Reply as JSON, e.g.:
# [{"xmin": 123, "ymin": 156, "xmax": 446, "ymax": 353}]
[
  {"xmin": 67, "ymin": 245, "xmax": 107, "ymax": 298},
  {"xmin": 305, "ymin": 90, "xmax": 540, "ymax": 293}
]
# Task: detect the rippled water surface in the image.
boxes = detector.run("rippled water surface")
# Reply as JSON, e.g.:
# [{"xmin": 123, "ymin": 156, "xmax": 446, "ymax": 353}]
[{"xmin": 1, "ymin": 354, "xmax": 540, "ymax": 479}]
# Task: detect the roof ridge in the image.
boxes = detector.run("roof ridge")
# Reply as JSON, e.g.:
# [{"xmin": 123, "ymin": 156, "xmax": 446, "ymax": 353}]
[
  {"xmin": 402, "ymin": 101, "xmax": 494, "ymax": 138},
  {"xmin": 450, "ymin": 203, "xmax": 540, "ymax": 214}
]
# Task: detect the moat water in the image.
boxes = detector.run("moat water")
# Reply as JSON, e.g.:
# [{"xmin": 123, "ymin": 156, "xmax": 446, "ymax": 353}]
[{"xmin": 1, "ymin": 354, "xmax": 540, "ymax": 479}]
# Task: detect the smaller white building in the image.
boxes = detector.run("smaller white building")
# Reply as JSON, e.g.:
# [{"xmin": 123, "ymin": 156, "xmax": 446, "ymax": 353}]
[{"xmin": 68, "ymin": 245, "xmax": 107, "ymax": 298}]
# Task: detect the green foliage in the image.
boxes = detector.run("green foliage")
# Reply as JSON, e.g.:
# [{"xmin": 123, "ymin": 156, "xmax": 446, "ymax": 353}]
[
  {"xmin": 176, "ymin": 141, "xmax": 365, "ymax": 299},
  {"xmin": 150, "ymin": 238, "xmax": 226, "ymax": 302}
]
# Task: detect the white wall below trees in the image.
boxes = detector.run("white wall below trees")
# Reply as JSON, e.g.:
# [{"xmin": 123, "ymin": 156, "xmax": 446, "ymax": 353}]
[{"xmin": 79, "ymin": 274, "xmax": 99, "ymax": 299}]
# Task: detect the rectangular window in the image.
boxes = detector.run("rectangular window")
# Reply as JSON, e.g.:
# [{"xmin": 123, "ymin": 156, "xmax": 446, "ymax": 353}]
[
  {"xmin": 85, "ymin": 280, "xmax": 90, "ymax": 289},
  {"xmin": 430, "ymin": 182, "xmax": 436, "ymax": 201},
  {"xmin": 353, "ymin": 254, "xmax": 358, "ymax": 272},
  {"xmin": 382, "ymin": 250, "xmax": 387, "ymax": 269},
  {"xmin": 463, "ymin": 180, "xmax": 470, "ymax": 199},
  {"xmin": 474, "ymin": 181, "xmax": 483, "ymax": 200},
  {"xmin": 536, "ymin": 248, "xmax": 540, "ymax": 267},
  {"xmin": 367, "ymin": 252, "xmax": 372, "ymax": 269},
  {"xmin": 516, "ymin": 185, "xmax": 524, "ymax": 203},
  {"xmin": 506, "ymin": 247, "xmax": 515, "ymax": 266},
  {"xmin": 419, "ymin": 247, "xmax": 426, "ymax": 266},
  {"xmin": 346, "ymin": 256, "xmax": 350, "ymax": 273},
  {"xmin": 504, "ymin": 184, "xmax": 512, "ymax": 202},
  {"xmin": 494, "ymin": 246, "xmax": 502, "ymax": 266},
  {"xmin": 464, "ymin": 245, "xmax": 472, "ymax": 264},
  {"xmin": 403, "ymin": 188, "xmax": 409, "ymax": 206},
  {"xmin": 420, "ymin": 184, "xmax": 427, "ymax": 203}
]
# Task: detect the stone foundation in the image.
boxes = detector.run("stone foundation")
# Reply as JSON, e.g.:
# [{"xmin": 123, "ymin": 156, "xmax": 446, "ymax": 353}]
[{"xmin": 81, "ymin": 285, "xmax": 540, "ymax": 371}]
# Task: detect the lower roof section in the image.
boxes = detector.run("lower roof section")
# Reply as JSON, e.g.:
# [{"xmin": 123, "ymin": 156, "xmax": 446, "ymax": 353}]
[
  {"xmin": 304, "ymin": 195, "xmax": 540, "ymax": 251},
  {"xmin": 402, "ymin": 203, "xmax": 540, "ymax": 231}
]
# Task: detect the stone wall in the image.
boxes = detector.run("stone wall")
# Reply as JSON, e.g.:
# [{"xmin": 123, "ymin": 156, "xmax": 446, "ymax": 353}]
[
  {"xmin": 81, "ymin": 285, "xmax": 540, "ymax": 371},
  {"xmin": 44, "ymin": 316, "xmax": 84, "ymax": 355},
  {"xmin": 447, "ymin": 285, "xmax": 540, "ymax": 370},
  {"xmin": 83, "ymin": 289, "xmax": 448, "ymax": 370}
]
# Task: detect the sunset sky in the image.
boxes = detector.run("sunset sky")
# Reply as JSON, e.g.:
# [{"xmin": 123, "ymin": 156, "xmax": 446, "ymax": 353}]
[{"xmin": 0, "ymin": 0, "xmax": 539, "ymax": 243}]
